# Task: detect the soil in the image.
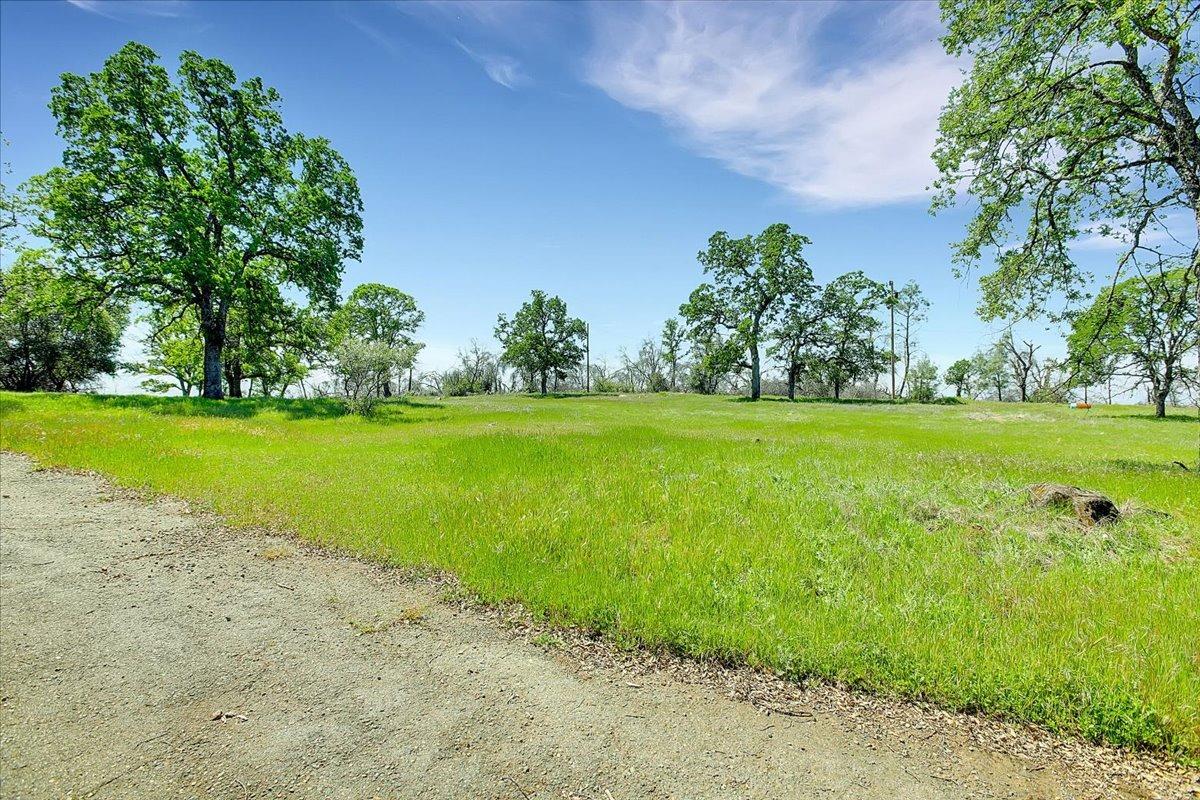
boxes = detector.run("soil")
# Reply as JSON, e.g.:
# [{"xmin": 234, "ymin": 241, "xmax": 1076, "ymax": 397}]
[{"xmin": 1, "ymin": 452, "xmax": 1196, "ymax": 800}]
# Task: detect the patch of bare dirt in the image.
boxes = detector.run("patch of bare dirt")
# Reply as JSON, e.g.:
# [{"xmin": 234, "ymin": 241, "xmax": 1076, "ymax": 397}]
[{"xmin": 1, "ymin": 452, "xmax": 1195, "ymax": 799}]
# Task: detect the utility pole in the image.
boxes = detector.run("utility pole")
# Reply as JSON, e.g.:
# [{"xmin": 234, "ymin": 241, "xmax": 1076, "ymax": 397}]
[
  {"xmin": 888, "ymin": 280, "xmax": 897, "ymax": 401},
  {"xmin": 585, "ymin": 322, "xmax": 590, "ymax": 393}
]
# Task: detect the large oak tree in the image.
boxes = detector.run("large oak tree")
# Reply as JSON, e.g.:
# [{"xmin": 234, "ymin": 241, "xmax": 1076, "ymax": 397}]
[
  {"xmin": 680, "ymin": 223, "xmax": 814, "ymax": 400},
  {"xmin": 933, "ymin": 0, "xmax": 1199, "ymax": 327},
  {"xmin": 495, "ymin": 290, "xmax": 586, "ymax": 395},
  {"xmin": 27, "ymin": 42, "xmax": 363, "ymax": 398}
]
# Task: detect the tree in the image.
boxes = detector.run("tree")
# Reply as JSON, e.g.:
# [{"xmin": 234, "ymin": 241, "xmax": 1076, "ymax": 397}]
[
  {"xmin": 907, "ymin": 356, "xmax": 940, "ymax": 403},
  {"xmin": 661, "ymin": 318, "xmax": 685, "ymax": 392},
  {"xmin": 333, "ymin": 283, "xmax": 424, "ymax": 397},
  {"xmin": 495, "ymin": 290, "xmax": 586, "ymax": 395},
  {"xmin": 0, "ymin": 249, "xmax": 126, "ymax": 392},
  {"xmin": 620, "ymin": 338, "xmax": 668, "ymax": 392},
  {"xmin": 943, "ymin": 358, "xmax": 973, "ymax": 398},
  {"xmin": 684, "ymin": 328, "xmax": 739, "ymax": 395},
  {"xmin": 1001, "ymin": 333, "xmax": 1041, "ymax": 402},
  {"xmin": 970, "ymin": 343, "xmax": 1010, "ymax": 401},
  {"xmin": 442, "ymin": 340, "xmax": 502, "ymax": 396},
  {"xmin": 680, "ymin": 223, "xmax": 814, "ymax": 400},
  {"xmin": 136, "ymin": 307, "xmax": 204, "ymax": 396},
  {"xmin": 891, "ymin": 281, "xmax": 928, "ymax": 398},
  {"xmin": 329, "ymin": 339, "xmax": 398, "ymax": 415},
  {"xmin": 812, "ymin": 272, "xmax": 887, "ymax": 400},
  {"xmin": 770, "ymin": 286, "xmax": 823, "ymax": 400},
  {"xmin": 933, "ymin": 1, "xmax": 1200, "ymax": 324},
  {"xmin": 26, "ymin": 42, "xmax": 363, "ymax": 399},
  {"xmin": 1068, "ymin": 267, "xmax": 1198, "ymax": 416}
]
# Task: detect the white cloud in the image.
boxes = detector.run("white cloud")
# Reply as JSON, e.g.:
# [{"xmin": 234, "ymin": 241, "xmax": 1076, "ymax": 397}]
[
  {"xmin": 454, "ymin": 40, "xmax": 529, "ymax": 89},
  {"xmin": 67, "ymin": 0, "xmax": 188, "ymax": 20},
  {"xmin": 584, "ymin": 1, "xmax": 961, "ymax": 207}
]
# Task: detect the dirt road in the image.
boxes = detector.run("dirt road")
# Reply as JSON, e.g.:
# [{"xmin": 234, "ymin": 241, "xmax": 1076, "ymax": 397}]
[{"xmin": 0, "ymin": 453, "xmax": 1188, "ymax": 799}]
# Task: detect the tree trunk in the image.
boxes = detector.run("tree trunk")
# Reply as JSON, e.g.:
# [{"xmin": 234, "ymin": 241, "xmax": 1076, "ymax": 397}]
[
  {"xmin": 540, "ymin": 369, "xmax": 547, "ymax": 395},
  {"xmin": 224, "ymin": 358, "xmax": 244, "ymax": 398},
  {"xmin": 747, "ymin": 316, "xmax": 762, "ymax": 400},
  {"xmin": 199, "ymin": 294, "xmax": 226, "ymax": 400},
  {"xmin": 955, "ymin": 385, "xmax": 962, "ymax": 398},
  {"xmin": 383, "ymin": 379, "xmax": 392, "ymax": 398},
  {"xmin": 834, "ymin": 379, "xmax": 842, "ymax": 400},
  {"xmin": 787, "ymin": 367, "xmax": 797, "ymax": 401},
  {"xmin": 1155, "ymin": 392, "xmax": 1167, "ymax": 418}
]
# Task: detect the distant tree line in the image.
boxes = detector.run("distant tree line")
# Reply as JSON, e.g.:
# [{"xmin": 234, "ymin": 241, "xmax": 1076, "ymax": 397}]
[{"xmin": 3, "ymin": 19, "xmax": 1198, "ymax": 417}]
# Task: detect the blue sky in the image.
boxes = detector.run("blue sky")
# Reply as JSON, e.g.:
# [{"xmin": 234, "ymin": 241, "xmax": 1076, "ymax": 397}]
[{"xmin": 1, "ymin": 0, "xmax": 1121, "ymax": 382}]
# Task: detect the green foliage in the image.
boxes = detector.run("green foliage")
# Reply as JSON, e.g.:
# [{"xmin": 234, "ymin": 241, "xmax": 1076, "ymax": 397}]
[
  {"xmin": 943, "ymin": 358, "xmax": 973, "ymax": 398},
  {"xmin": 809, "ymin": 272, "xmax": 887, "ymax": 399},
  {"xmin": 25, "ymin": 41, "xmax": 363, "ymax": 398},
  {"xmin": 0, "ymin": 249, "xmax": 126, "ymax": 392},
  {"xmin": 971, "ymin": 343, "xmax": 1010, "ymax": 401},
  {"xmin": 907, "ymin": 356, "xmax": 940, "ymax": 403},
  {"xmin": 933, "ymin": 0, "xmax": 1200, "ymax": 322},
  {"xmin": 681, "ymin": 223, "xmax": 814, "ymax": 400},
  {"xmin": 1068, "ymin": 268, "xmax": 1198, "ymax": 416},
  {"xmin": 333, "ymin": 283, "xmax": 424, "ymax": 350},
  {"xmin": 328, "ymin": 339, "xmax": 408, "ymax": 415},
  {"xmin": 495, "ymin": 290, "xmax": 586, "ymax": 395},
  {"xmin": 3, "ymin": 392, "xmax": 1197, "ymax": 758},
  {"xmin": 660, "ymin": 317, "xmax": 685, "ymax": 392},
  {"xmin": 327, "ymin": 282, "xmax": 424, "ymax": 398},
  {"xmin": 136, "ymin": 307, "xmax": 204, "ymax": 396}
]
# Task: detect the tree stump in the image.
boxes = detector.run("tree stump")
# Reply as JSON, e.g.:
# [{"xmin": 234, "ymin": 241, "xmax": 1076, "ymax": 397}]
[{"xmin": 1027, "ymin": 483, "xmax": 1120, "ymax": 525}]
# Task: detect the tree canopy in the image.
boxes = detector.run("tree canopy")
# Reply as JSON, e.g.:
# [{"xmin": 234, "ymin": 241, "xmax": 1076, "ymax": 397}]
[
  {"xmin": 26, "ymin": 41, "xmax": 363, "ymax": 399},
  {"xmin": 495, "ymin": 290, "xmax": 586, "ymax": 395},
  {"xmin": 680, "ymin": 223, "xmax": 814, "ymax": 400},
  {"xmin": 0, "ymin": 249, "xmax": 127, "ymax": 392},
  {"xmin": 933, "ymin": 0, "xmax": 1200, "ymax": 322},
  {"xmin": 811, "ymin": 272, "xmax": 888, "ymax": 399},
  {"xmin": 1068, "ymin": 266, "xmax": 1197, "ymax": 416}
]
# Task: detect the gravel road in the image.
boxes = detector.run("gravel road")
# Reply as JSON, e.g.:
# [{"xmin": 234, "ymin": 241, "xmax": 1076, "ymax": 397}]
[{"xmin": 1, "ymin": 452, "xmax": 1187, "ymax": 799}]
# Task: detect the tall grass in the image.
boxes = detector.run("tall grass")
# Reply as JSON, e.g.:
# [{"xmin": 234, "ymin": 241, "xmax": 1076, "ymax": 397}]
[{"xmin": 2, "ymin": 391, "xmax": 1197, "ymax": 758}]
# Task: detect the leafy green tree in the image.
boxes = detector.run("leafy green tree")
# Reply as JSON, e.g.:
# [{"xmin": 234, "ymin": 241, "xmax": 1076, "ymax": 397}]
[
  {"xmin": 890, "ymin": 281, "xmax": 928, "ymax": 398},
  {"xmin": 943, "ymin": 358, "xmax": 973, "ymax": 398},
  {"xmin": 329, "ymin": 339, "xmax": 398, "ymax": 415},
  {"xmin": 907, "ymin": 357, "xmax": 941, "ymax": 403},
  {"xmin": 0, "ymin": 249, "xmax": 127, "ymax": 392},
  {"xmin": 495, "ymin": 290, "xmax": 586, "ymax": 395},
  {"xmin": 661, "ymin": 318, "xmax": 685, "ymax": 392},
  {"xmin": 970, "ymin": 343, "xmax": 1010, "ymax": 401},
  {"xmin": 770, "ymin": 287, "xmax": 824, "ymax": 400},
  {"xmin": 933, "ymin": 0, "xmax": 1199, "ymax": 324},
  {"xmin": 26, "ymin": 42, "xmax": 363, "ymax": 399},
  {"xmin": 136, "ymin": 307, "xmax": 204, "ymax": 396},
  {"xmin": 684, "ymin": 329, "xmax": 739, "ymax": 395},
  {"xmin": 680, "ymin": 223, "xmax": 814, "ymax": 400},
  {"xmin": 1067, "ymin": 267, "xmax": 1198, "ymax": 417},
  {"xmin": 812, "ymin": 272, "xmax": 887, "ymax": 399},
  {"xmin": 332, "ymin": 283, "xmax": 424, "ymax": 397}
]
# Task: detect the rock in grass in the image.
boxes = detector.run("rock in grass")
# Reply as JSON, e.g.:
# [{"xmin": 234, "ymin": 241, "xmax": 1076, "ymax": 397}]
[{"xmin": 1027, "ymin": 483, "xmax": 1120, "ymax": 526}]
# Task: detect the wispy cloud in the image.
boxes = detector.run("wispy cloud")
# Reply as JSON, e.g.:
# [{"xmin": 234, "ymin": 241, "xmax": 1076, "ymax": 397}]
[
  {"xmin": 584, "ymin": 1, "xmax": 961, "ymax": 207},
  {"xmin": 454, "ymin": 39, "xmax": 528, "ymax": 89},
  {"xmin": 343, "ymin": 14, "xmax": 401, "ymax": 56},
  {"xmin": 67, "ymin": 0, "xmax": 188, "ymax": 20}
]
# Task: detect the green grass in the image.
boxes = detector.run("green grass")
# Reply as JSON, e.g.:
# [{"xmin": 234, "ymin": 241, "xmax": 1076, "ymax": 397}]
[{"xmin": 2, "ymin": 391, "xmax": 1197, "ymax": 759}]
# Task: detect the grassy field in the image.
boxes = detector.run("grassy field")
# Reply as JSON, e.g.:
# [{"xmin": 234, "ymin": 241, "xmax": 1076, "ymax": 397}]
[{"xmin": 2, "ymin": 391, "xmax": 1197, "ymax": 759}]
